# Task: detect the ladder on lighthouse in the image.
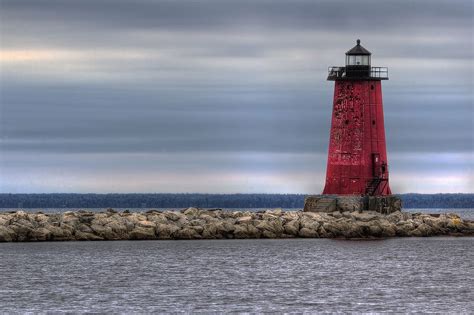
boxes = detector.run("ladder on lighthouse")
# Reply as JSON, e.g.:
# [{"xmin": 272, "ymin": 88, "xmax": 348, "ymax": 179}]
[{"xmin": 365, "ymin": 178, "xmax": 383, "ymax": 196}]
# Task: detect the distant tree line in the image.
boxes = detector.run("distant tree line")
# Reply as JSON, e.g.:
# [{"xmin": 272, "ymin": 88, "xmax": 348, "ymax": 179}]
[
  {"xmin": 0, "ymin": 193, "xmax": 304, "ymax": 209},
  {"xmin": 0, "ymin": 193, "xmax": 472, "ymax": 209},
  {"xmin": 399, "ymin": 193, "xmax": 474, "ymax": 209}
]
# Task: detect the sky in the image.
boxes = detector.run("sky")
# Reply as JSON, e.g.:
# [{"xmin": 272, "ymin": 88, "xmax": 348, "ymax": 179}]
[{"xmin": 0, "ymin": 0, "xmax": 473, "ymax": 194}]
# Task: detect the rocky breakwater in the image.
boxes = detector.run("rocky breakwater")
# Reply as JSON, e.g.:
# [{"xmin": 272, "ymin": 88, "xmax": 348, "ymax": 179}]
[{"xmin": 0, "ymin": 209, "xmax": 473, "ymax": 242}]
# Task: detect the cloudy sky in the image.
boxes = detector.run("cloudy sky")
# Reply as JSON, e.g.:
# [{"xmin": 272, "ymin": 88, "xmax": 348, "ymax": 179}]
[{"xmin": 0, "ymin": 0, "xmax": 472, "ymax": 193}]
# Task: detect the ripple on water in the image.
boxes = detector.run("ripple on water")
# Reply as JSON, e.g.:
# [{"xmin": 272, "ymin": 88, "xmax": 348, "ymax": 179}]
[{"xmin": 0, "ymin": 238, "xmax": 473, "ymax": 313}]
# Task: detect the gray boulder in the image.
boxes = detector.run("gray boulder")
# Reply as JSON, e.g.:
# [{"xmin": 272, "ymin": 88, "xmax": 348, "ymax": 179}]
[
  {"xmin": 175, "ymin": 227, "xmax": 201, "ymax": 239},
  {"xmin": 284, "ymin": 219, "xmax": 300, "ymax": 236},
  {"xmin": 156, "ymin": 223, "xmax": 180, "ymax": 239},
  {"xmin": 129, "ymin": 227, "xmax": 156, "ymax": 240},
  {"xmin": 0, "ymin": 226, "xmax": 15, "ymax": 242},
  {"xmin": 299, "ymin": 227, "xmax": 319, "ymax": 238},
  {"xmin": 75, "ymin": 231, "xmax": 103, "ymax": 241},
  {"xmin": 30, "ymin": 227, "xmax": 52, "ymax": 241}
]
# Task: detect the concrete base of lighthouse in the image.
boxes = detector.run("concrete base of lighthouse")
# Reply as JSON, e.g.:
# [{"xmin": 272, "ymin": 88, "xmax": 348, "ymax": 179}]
[{"xmin": 303, "ymin": 195, "xmax": 402, "ymax": 214}]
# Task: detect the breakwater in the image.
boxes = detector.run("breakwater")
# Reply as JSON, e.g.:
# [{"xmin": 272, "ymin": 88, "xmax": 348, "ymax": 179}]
[{"xmin": 0, "ymin": 209, "xmax": 473, "ymax": 242}]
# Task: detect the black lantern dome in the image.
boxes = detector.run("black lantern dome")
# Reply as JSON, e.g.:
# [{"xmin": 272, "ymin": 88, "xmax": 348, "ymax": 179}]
[
  {"xmin": 346, "ymin": 39, "xmax": 371, "ymax": 55},
  {"xmin": 346, "ymin": 39, "xmax": 371, "ymax": 66},
  {"xmin": 327, "ymin": 39, "xmax": 388, "ymax": 81}
]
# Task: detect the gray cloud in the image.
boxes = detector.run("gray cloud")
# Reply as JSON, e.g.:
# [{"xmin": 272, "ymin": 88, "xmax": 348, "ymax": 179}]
[
  {"xmin": 1, "ymin": 82, "xmax": 471, "ymax": 154},
  {"xmin": 2, "ymin": 0, "xmax": 472, "ymax": 60},
  {"xmin": 2, "ymin": 0, "xmax": 471, "ymax": 32}
]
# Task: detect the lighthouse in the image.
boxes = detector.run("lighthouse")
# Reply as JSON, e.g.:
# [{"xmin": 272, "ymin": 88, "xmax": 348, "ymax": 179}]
[
  {"xmin": 304, "ymin": 40, "xmax": 400, "ymax": 213},
  {"xmin": 324, "ymin": 39, "xmax": 391, "ymax": 196}
]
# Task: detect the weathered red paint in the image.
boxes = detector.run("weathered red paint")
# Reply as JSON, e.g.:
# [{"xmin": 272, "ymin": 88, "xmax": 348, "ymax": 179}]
[{"xmin": 323, "ymin": 80, "xmax": 391, "ymax": 195}]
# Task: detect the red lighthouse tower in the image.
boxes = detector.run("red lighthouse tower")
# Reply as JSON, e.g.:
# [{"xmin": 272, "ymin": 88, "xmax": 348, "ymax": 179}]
[{"xmin": 323, "ymin": 40, "xmax": 391, "ymax": 196}]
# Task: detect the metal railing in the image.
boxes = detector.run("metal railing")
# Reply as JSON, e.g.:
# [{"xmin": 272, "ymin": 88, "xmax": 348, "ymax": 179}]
[
  {"xmin": 370, "ymin": 67, "xmax": 388, "ymax": 78},
  {"xmin": 328, "ymin": 67, "xmax": 388, "ymax": 80}
]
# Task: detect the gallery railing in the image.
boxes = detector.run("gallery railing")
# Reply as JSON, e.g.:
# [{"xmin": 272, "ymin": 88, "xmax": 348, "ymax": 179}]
[{"xmin": 327, "ymin": 67, "xmax": 388, "ymax": 80}]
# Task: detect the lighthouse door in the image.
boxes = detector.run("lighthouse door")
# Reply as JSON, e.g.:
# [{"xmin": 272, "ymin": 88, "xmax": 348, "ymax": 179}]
[{"xmin": 372, "ymin": 153, "xmax": 381, "ymax": 177}]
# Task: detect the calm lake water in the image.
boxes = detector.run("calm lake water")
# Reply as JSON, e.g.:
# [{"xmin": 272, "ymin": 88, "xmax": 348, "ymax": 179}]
[{"xmin": 0, "ymin": 238, "xmax": 473, "ymax": 313}]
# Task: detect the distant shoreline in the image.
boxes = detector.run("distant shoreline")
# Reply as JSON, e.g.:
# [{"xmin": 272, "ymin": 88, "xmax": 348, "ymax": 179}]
[{"xmin": 1, "ymin": 193, "xmax": 473, "ymax": 209}]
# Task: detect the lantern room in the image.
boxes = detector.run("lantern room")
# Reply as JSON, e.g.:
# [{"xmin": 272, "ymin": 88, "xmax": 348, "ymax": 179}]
[
  {"xmin": 345, "ymin": 39, "xmax": 371, "ymax": 78},
  {"xmin": 327, "ymin": 39, "xmax": 388, "ymax": 80},
  {"xmin": 346, "ymin": 39, "xmax": 371, "ymax": 66}
]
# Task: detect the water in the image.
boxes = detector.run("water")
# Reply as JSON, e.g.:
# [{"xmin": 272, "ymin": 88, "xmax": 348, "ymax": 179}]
[
  {"xmin": 0, "ymin": 238, "xmax": 473, "ymax": 313},
  {"xmin": 1, "ymin": 207, "xmax": 473, "ymax": 220}
]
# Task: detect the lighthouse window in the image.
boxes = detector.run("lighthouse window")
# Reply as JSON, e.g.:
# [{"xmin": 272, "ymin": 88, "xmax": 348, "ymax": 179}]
[
  {"xmin": 348, "ymin": 55, "xmax": 356, "ymax": 65},
  {"xmin": 347, "ymin": 55, "xmax": 370, "ymax": 66},
  {"xmin": 362, "ymin": 56, "xmax": 369, "ymax": 65},
  {"xmin": 371, "ymin": 85, "xmax": 374, "ymax": 90}
]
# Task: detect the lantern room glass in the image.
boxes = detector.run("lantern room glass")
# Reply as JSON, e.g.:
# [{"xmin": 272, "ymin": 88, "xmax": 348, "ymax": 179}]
[{"xmin": 346, "ymin": 55, "xmax": 370, "ymax": 66}]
